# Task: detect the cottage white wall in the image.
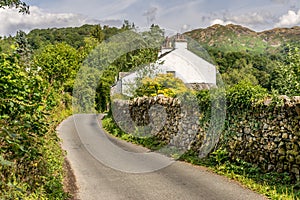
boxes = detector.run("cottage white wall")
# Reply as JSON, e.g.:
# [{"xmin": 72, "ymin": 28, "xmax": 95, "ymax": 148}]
[
  {"xmin": 159, "ymin": 41, "xmax": 216, "ymax": 84},
  {"xmin": 119, "ymin": 41, "xmax": 216, "ymax": 96}
]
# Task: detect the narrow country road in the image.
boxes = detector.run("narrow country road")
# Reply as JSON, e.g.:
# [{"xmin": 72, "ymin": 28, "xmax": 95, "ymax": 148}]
[{"xmin": 57, "ymin": 114, "xmax": 267, "ymax": 200}]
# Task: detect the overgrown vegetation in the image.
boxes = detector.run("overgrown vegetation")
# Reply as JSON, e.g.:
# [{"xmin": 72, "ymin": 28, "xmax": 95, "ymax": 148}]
[
  {"xmin": 0, "ymin": 46, "xmax": 71, "ymax": 198},
  {"xmin": 192, "ymin": 80, "xmax": 300, "ymax": 199},
  {"xmin": 270, "ymin": 46, "xmax": 300, "ymax": 96}
]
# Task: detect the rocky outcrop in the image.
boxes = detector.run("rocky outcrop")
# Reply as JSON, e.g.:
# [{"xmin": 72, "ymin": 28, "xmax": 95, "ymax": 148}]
[{"xmin": 184, "ymin": 24, "xmax": 300, "ymax": 54}]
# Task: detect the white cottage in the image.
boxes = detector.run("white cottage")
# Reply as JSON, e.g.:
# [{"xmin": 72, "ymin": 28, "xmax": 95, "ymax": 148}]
[{"xmin": 111, "ymin": 35, "xmax": 216, "ymax": 96}]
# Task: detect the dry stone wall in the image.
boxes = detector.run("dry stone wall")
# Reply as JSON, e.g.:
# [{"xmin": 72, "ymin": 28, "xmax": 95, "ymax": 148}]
[
  {"xmin": 222, "ymin": 96, "xmax": 300, "ymax": 180},
  {"xmin": 111, "ymin": 95, "xmax": 202, "ymax": 151},
  {"xmin": 111, "ymin": 95, "xmax": 300, "ymax": 180}
]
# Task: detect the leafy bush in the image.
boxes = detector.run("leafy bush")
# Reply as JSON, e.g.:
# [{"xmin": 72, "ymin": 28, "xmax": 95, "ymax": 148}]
[
  {"xmin": 226, "ymin": 80, "xmax": 268, "ymax": 110},
  {"xmin": 33, "ymin": 43, "xmax": 80, "ymax": 91},
  {"xmin": 270, "ymin": 46, "xmax": 300, "ymax": 96},
  {"xmin": 0, "ymin": 48, "xmax": 69, "ymax": 198},
  {"xmin": 135, "ymin": 73, "xmax": 192, "ymax": 97}
]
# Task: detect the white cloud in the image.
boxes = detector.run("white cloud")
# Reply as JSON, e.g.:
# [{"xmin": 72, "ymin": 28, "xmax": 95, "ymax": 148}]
[
  {"xmin": 209, "ymin": 11, "xmax": 276, "ymax": 31},
  {"xmin": 0, "ymin": 6, "xmax": 117, "ymax": 36},
  {"xmin": 275, "ymin": 9, "xmax": 300, "ymax": 27},
  {"xmin": 210, "ymin": 19, "xmax": 233, "ymax": 26},
  {"xmin": 1, "ymin": 0, "xmax": 298, "ymax": 36}
]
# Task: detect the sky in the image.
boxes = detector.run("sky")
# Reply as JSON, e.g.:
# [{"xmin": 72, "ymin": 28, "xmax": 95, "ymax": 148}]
[{"xmin": 0, "ymin": 0, "xmax": 300, "ymax": 36}]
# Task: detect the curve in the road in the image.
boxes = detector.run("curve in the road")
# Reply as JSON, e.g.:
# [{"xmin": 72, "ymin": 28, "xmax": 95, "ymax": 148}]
[
  {"xmin": 71, "ymin": 114, "xmax": 174, "ymax": 173},
  {"xmin": 57, "ymin": 114, "xmax": 267, "ymax": 200}
]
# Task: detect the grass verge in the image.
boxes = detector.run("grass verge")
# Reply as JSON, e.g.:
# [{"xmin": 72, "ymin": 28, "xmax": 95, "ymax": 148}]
[{"xmin": 180, "ymin": 150, "xmax": 300, "ymax": 200}]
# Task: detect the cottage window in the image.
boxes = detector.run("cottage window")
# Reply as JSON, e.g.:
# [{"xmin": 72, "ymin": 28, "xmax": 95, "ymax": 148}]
[{"xmin": 166, "ymin": 71, "xmax": 176, "ymax": 76}]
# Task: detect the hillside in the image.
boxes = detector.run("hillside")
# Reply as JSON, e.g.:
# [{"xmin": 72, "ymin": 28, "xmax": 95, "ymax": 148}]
[
  {"xmin": 26, "ymin": 24, "xmax": 97, "ymax": 49},
  {"xmin": 185, "ymin": 24, "xmax": 300, "ymax": 54}
]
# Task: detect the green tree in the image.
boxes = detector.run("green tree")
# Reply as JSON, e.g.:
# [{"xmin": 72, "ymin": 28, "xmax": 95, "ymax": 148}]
[
  {"xmin": 142, "ymin": 24, "xmax": 165, "ymax": 48},
  {"xmin": 270, "ymin": 46, "xmax": 300, "ymax": 96},
  {"xmin": 222, "ymin": 64, "xmax": 259, "ymax": 87},
  {"xmin": 27, "ymin": 24, "xmax": 99, "ymax": 50},
  {"xmin": 33, "ymin": 43, "xmax": 80, "ymax": 91},
  {"xmin": 15, "ymin": 30, "xmax": 32, "ymax": 67},
  {"xmin": 95, "ymin": 65, "xmax": 119, "ymax": 112},
  {"xmin": 122, "ymin": 20, "xmax": 134, "ymax": 30},
  {"xmin": 0, "ymin": 0, "xmax": 29, "ymax": 13},
  {"xmin": 91, "ymin": 25, "xmax": 105, "ymax": 43},
  {"xmin": 81, "ymin": 27, "xmax": 165, "ymax": 111}
]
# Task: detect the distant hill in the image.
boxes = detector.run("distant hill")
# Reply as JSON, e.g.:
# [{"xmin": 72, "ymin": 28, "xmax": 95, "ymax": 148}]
[
  {"xmin": 184, "ymin": 24, "xmax": 300, "ymax": 55},
  {"xmin": 2, "ymin": 23, "xmax": 299, "ymax": 55}
]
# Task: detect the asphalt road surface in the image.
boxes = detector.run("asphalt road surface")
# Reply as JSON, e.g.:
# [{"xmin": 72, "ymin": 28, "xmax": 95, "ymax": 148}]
[{"xmin": 57, "ymin": 114, "xmax": 267, "ymax": 200}]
